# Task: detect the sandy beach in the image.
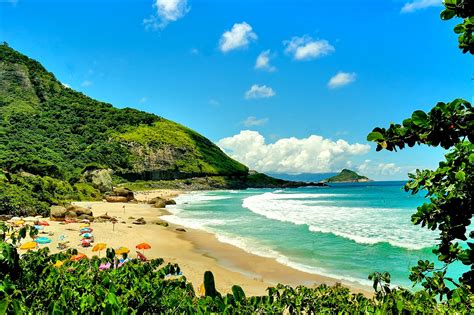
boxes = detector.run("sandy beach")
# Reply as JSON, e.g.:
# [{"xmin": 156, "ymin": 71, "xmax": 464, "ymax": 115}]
[{"xmin": 16, "ymin": 189, "xmax": 372, "ymax": 296}]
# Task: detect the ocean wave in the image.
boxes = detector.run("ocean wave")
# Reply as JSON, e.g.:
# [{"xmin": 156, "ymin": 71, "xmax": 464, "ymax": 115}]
[
  {"xmin": 242, "ymin": 192, "xmax": 437, "ymax": 250},
  {"xmin": 214, "ymin": 232, "xmax": 374, "ymax": 287}
]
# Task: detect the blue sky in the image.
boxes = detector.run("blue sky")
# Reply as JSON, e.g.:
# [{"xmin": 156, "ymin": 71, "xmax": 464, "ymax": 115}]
[{"xmin": 0, "ymin": 0, "xmax": 472, "ymax": 179}]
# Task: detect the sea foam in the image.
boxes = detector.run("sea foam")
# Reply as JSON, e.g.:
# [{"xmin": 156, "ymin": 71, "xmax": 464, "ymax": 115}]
[{"xmin": 242, "ymin": 192, "xmax": 437, "ymax": 250}]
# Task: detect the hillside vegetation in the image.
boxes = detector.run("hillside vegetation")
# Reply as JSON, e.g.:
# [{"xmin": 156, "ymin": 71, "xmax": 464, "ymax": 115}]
[{"xmin": 0, "ymin": 43, "xmax": 248, "ymax": 216}]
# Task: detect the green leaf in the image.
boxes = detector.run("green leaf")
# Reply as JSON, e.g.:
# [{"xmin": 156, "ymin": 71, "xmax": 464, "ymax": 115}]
[
  {"xmin": 411, "ymin": 110, "xmax": 428, "ymax": 127},
  {"xmin": 367, "ymin": 132, "xmax": 384, "ymax": 142},
  {"xmin": 455, "ymin": 170, "xmax": 466, "ymax": 181},
  {"xmin": 440, "ymin": 9, "xmax": 456, "ymax": 20}
]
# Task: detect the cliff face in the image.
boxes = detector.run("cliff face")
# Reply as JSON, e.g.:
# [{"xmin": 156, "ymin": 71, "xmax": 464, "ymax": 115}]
[{"xmin": 0, "ymin": 43, "xmax": 248, "ymax": 181}]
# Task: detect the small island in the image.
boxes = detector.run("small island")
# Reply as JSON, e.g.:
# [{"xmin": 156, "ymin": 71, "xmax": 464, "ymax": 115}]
[{"xmin": 322, "ymin": 169, "xmax": 371, "ymax": 183}]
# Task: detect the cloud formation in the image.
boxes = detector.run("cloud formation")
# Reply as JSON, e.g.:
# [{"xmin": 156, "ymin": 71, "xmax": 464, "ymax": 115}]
[
  {"xmin": 219, "ymin": 22, "xmax": 257, "ymax": 53},
  {"xmin": 328, "ymin": 72, "xmax": 357, "ymax": 89},
  {"xmin": 284, "ymin": 36, "xmax": 335, "ymax": 61},
  {"xmin": 357, "ymin": 160, "xmax": 402, "ymax": 176},
  {"xmin": 401, "ymin": 0, "xmax": 442, "ymax": 13},
  {"xmin": 255, "ymin": 50, "xmax": 276, "ymax": 72},
  {"xmin": 245, "ymin": 84, "xmax": 275, "ymax": 99},
  {"xmin": 243, "ymin": 116, "xmax": 269, "ymax": 127},
  {"xmin": 217, "ymin": 130, "xmax": 370, "ymax": 174},
  {"xmin": 144, "ymin": 0, "xmax": 190, "ymax": 30}
]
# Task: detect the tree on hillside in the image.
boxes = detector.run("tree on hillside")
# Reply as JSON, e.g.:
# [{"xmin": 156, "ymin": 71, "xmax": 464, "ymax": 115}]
[{"xmin": 368, "ymin": 0, "xmax": 474, "ymax": 299}]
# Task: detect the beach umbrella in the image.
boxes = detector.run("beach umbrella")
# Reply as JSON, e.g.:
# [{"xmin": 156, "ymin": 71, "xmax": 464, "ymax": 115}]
[
  {"xmin": 92, "ymin": 243, "xmax": 107, "ymax": 256},
  {"xmin": 82, "ymin": 233, "xmax": 93, "ymax": 239},
  {"xmin": 81, "ymin": 239, "xmax": 92, "ymax": 247},
  {"xmin": 115, "ymin": 247, "xmax": 130, "ymax": 255},
  {"xmin": 14, "ymin": 220, "xmax": 25, "ymax": 226},
  {"xmin": 80, "ymin": 228, "xmax": 93, "ymax": 234},
  {"xmin": 19, "ymin": 241, "xmax": 37, "ymax": 250},
  {"xmin": 136, "ymin": 242, "xmax": 151, "ymax": 250},
  {"xmin": 53, "ymin": 260, "xmax": 64, "ymax": 268},
  {"xmin": 80, "ymin": 223, "xmax": 90, "ymax": 228},
  {"xmin": 39, "ymin": 221, "xmax": 50, "ymax": 226},
  {"xmin": 70, "ymin": 253, "xmax": 87, "ymax": 261},
  {"xmin": 34, "ymin": 225, "xmax": 44, "ymax": 231},
  {"xmin": 136, "ymin": 242, "xmax": 151, "ymax": 255},
  {"xmin": 35, "ymin": 237, "xmax": 52, "ymax": 244}
]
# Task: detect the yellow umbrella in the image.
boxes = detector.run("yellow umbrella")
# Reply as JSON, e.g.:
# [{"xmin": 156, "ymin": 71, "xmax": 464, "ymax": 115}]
[
  {"xmin": 19, "ymin": 242, "xmax": 37, "ymax": 250},
  {"xmin": 80, "ymin": 223, "xmax": 90, "ymax": 228},
  {"xmin": 14, "ymin": 220, "xmax": 25, "ymax": 226},
  {"xmin": 92, "ymin": 243, "xmax": 107, "ymax": 252},
  {"xmin": 115, "ymin": 247, "xmax": 130, "ymax": 255},
  {"xmin": 53, "ymin": 260, "xmax": 64, "ymax": 268}
]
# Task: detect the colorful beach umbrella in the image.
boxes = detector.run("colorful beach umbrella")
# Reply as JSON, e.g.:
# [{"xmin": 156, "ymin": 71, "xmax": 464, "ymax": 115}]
[
  {"xmin": 115, "ymin": 247, "xmax": 130, "ymax": 255},
  {"xmin": 14, "ymin": 220, "xmax": 25, "ymax": 226},
  {"xmin": 135, "ymin": 243, "xmax": 151, "ymax": 250},
  {"xmin": 39, "ymin": 221, "xmax": 50, "ymax": 226},
  {"xmin": 92, "ymin": 243, "xmax": 107, "ymax": 252},
  {"xmin": 82, "ymin": 233, "xmax": 93, "ymax": 239},
  {"xmin": 70, "ymin": 253, "xmax": 87, "ymax": 261},
  {"xmin": 35, "ymin": 237, "xmax": 52, "ymax": 244},
  {"xmin": 80, "ymin": 223, "xmax": 90, "ymax": 228},
  {"xmin": 19, "ymin": 241, "xmax": 37, "ymax": 250}
]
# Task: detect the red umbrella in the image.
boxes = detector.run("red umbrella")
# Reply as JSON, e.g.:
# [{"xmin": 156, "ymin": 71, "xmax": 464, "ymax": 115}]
[{"xmin": 39, "ymin": 221, "xmax": 50, "ymax": 226}]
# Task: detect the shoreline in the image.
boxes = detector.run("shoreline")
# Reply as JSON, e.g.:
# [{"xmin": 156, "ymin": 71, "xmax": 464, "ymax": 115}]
[
  {"xmin": 135, "ymin": 190, "xmax": 373, "ymax": 296},
  {"xmin": 15, "ymin": 189, "xmax": 372, "ymax": 297}
]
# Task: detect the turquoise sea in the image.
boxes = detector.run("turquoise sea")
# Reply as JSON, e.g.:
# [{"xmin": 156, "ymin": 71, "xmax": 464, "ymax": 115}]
[{"xmin": 163, "ymin": 182, "xmax": 466, "ymax": 288}]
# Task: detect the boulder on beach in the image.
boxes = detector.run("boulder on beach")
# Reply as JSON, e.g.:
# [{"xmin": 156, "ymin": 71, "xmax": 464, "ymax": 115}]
[
  {"xmin": 152, "ymin": 219, "xmax": 169, "ymax": 227},
  {"xmin": 64, "ymin": 211, "xmax": 77, "ymax": 219},
  {"xmin": 105, "ymin": 196, "xmax": 129, "ymax": 203},
  {"xmin": 77, "ymin": 214, "xmax": 94, "ymax": 222},
  {"xmin": 165, "ymin": 199, "xmax": 176, "ymax": 205},
  {"xmin": 152, "ymin": 199, "xmax": 167, "ymax": 208},
  {"xmin": 67, "ymin": 205, "xmax": 92, "ymax": 216},
  {"xmin": 50, "ymin": 206, "xmax": 67, "ymax": 221},
  {"xmin": 175, "ymin": 228, "xmax": 186, "ymax": 232},
  {"xmin": 112, "ymin": 187, "xmax": 134, "ymax": 201},
  {"xmin": 132, "ymin": 217, "xmax": 146, "ymax": 225}
]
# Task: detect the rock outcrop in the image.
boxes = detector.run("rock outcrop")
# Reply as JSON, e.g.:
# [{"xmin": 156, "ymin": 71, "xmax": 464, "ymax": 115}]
[{"xmin": 50, "ymin": 204, "xmax": 93, "ymax": 221}]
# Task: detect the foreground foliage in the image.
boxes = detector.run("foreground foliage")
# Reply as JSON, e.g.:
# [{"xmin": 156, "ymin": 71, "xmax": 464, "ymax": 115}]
[{"xmin": 1, "ymin": 224, "xmax": 473, "ymax": 314}]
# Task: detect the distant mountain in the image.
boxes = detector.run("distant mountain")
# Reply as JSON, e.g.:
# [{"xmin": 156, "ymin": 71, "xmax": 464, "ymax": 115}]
[
  {"xmin": 322, "ymin": 169, "xmax": 371, "ymax": 183},
  {"xmin": 268, "ymin": 172, "xmax": 338, "ymax": 183}
]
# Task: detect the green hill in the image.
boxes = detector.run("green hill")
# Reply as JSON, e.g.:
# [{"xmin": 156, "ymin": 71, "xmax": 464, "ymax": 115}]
[
  {"xmin": 0, "ymin": 43, "xmax": 249, "ymax": 216},
  {"xmin": 323, "ymin": 169, "xmax": 370, "ymax": 183}
]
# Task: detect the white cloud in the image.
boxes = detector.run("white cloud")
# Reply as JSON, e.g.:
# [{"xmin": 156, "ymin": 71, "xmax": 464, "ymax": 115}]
[
  {"xmin": 328, "ymin": 71, "xmax": 357, "ymax": 89},
  {"xmin": 284, "ymin": 35, "xmax": 335, "ymax": 61},
  {"xmin": 219, "ymin": 22, "xmax": 257, "ymax": 53},
  {"xmin": 81, "ymin": 80, "xmax": 93, "ymax": 87},
  {"xmin": 401, "ymin": 0, "xmax": 442, "ymax": 13},
  {"xmin": 245, "ymin": 84, "xmax": 275, "ymax": 99},
  {"xmin": 243, "ymin": 116, "xmax": 269, "ymax": 127},
  {"xmin": 357, "ymin": 160, "xmax": 402, "ymax": 176},
  {"xmin": 144, "ymin": 0, "xmax": 190, "ymax": 30},
  {"xmin": 255, "ymin": 50, "xmax": 276, "ymax": 72},
  {"xmin": 217, "ymin": 130, "xmax": 370, "ymax": 174}
]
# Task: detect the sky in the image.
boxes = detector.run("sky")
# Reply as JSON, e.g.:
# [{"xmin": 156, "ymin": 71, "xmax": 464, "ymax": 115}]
[{"xmin": 0, "ymin": 0, "xmax": 472, "ymax": 180}]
